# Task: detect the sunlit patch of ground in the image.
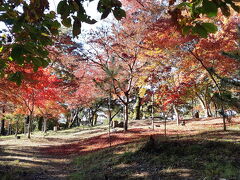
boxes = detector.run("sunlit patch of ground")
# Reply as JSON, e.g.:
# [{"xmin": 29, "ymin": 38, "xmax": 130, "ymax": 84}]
[{"xmin": 160, "ymin": 168, "xmax": 192, "ymax": 176}]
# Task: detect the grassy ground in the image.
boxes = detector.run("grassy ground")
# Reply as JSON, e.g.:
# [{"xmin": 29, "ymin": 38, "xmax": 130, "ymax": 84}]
[
  {"xmin": 0, "ymin": 117, "xmax": 239, "ymax": 179},
  {"xmin": 70, "ymin": 130, "xmax": 240, "ymax": 180}
]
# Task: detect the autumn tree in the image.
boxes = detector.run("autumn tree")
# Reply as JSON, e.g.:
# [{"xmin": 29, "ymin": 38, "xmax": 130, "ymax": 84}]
[
  {"xmin": 128, "ymin": 1, "xmax": 240, "ymax": 130},
  {"xmin": 0, "ymin": 65, "xmax": 63, "ymax": 138},
  {"xmin": 80, "ymin": 14, "xmax": 149, "ymax": 130},
  {"xmin": 67, "ymin": 62, "xmax": 105, "ymax": 127}
]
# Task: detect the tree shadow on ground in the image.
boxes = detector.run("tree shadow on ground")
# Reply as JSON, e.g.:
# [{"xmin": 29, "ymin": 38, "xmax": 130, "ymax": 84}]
[
  {"xmin": 0, "ymin": 144, "xmax": 73, "ymax": 180},
  {"xmin": 1, "ymin": 126, "xmax": 240, "ymax": 180},
  {"xmin": 39, "ymin": 129, "xmax": 159, "ymax": 156},
  {"xmin": 69, "ymin": 129, "xmax": 240, "ymax": 180}
]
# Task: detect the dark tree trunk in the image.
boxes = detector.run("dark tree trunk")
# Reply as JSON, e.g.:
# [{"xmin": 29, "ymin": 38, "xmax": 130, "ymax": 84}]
[
  {"xmin": 213, "ymin": 101, "xmax": 218, "ymax": 117},
  {"xmin": 0, "ymin": 119, "xmax": 5, "ymax": 135},
  {"xmin": 93, "ymin": 114, "xmax": 98, "ymax": 126},
  {"xmin": 124, "ymin": 104, "xmax": 129, "ymax": 131},
  {"xmin": 1, "ymin": 107, "xmax": 5, "ymax": 135},
  {"xmin": 38, "ymin": 116, "xmax": 43, "ymax": 131},
  {"xmin": 221, "ymin": 106, "xmax": 227, "ymax": 131},
  {"xmin": 27, "ymin": 113, "xmax": 33, "ymax": 139},
  {"xmin": 89, "ymin": 109, "xmax": 94, "ymax": 127},
  {"xmin": 76, "ymin": 116, "xmax": 80, "ymax": 126},
  {"xmin": 124, "ymin": 95, "xmax": 129, "ymax": 131},
  {"xmin": 164, "ymin": 113, "xmax": 167, "ymax": 137},
  {"xmin": 108, "ymin": 95, "xmax": 112, "ymax": 147}
]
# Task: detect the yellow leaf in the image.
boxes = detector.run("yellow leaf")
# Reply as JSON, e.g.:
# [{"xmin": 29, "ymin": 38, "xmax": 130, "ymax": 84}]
[
  {"xmin": 41, "ymin": 33, "xmax": 49, "ymax": 37},
  {"xmin": 139, "ymin": 87, "xmax": 147, "ymax": 98}
]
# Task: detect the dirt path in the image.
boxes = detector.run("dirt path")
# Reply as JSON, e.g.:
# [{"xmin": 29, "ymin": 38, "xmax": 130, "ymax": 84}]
[
  {"xmin": 0, "ymin": 126, "xmax": 109, "ymax": 180},
  {"xmin": 0, "ymin": 145, "xmax": 71, "ymax": 180},
  {"xmin": 0, "ymin": 117, "xmax": 239, "ymax": 179}
]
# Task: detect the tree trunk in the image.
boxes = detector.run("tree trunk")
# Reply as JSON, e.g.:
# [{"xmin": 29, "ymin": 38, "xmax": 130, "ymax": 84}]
[
  {"xmin": 206, "ymin": 104, "xmax": 212, "ymax": 117},
  {"xmin": 93, "ymin": 114, "xmax": 98, "ymax": 126},
  {"xmin": 124, "ymin": 95, "xmax": 129, "ymax": 131},
  {"xmin": 151, "ymin": 92, "xmax": 154, "ymax": 130},
  {"xmin": 124, "ymin": 104, "xmax": 129, "ymax": 131},
  {"xmin": 221, "ymin": 105, "xmax": 226, "ymax": 131},
  {"xmin": 198, "ymin": 97, "xmax": 207, "ymax": 117},
  {"xmin": 198, "ymin": 97, "xmax": 212, "ymax": 117},
  {"xmin": 173, "ymin": 105, "xmax": 180, "ymax": 126},
  {"xmin": 134, "ymin": 96, "xmax": 142, "ymax": 120},
  {"xmin": 164, "ymin": 113, "xmax": 167, "ymax": 137},
  {"xmin": 69, "ymin": 109, "xmax": 79, "ymax": 128},
  {"xmin": 43, "ymin": 117, "xmax": 47, "ymax": 133},
  {"xmin": 38, "ymin": 116, "xmax": 43, "ymax": 131},
  {"xmin": 89, "ymin": 110, "xmax": 94, "ymax": 127},
  {"xmin": 108, "ymin": 95, "xmax": 112, "ymax": 147},
  {"xmin": 27, "ymin": 113, "xmax": 32, "ymax": 139},
  {"xmin": 24, "ymin": 116, "xmax": 29, "ymax": 135},
  {"xmin": 189, "ymin": 51, "xmax": 226, "ymax": 131},
  {"xmin": 76, "ymin": 116, "xmax": 80, "ymax": 126},
  {"xmin": 0, "ymin": 119, "xmax": 5, "ymax": 135},
  {"xmin": 213, "ymin": 101, "xmax": 218, "ymax": 117},
  {"xmin": 15, "ymin": 119, "xmax": 19, "ymax": 137},
  {"xmin": 7, "ymin": 123, "xmax": 12, "ymax": 135},
  {"xmin": 1, "ymin": 107, "xmax": 5, "ymax": 135},
  {"xmin": 192, "ymin": 98, "xmax": 195, "ymax": 118}
]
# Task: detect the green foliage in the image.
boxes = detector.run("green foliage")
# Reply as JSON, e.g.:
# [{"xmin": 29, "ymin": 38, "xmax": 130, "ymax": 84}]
[
  {"xmin": 178, "ymin": 0, "xmax": 239, "ymax": 37},
  {"xmin": 57, "ymin": 0, "xmax": 124, "ymax": 37},
  {"xmin": 73, "ymin": 18, "xmax": 82, "ymax": 37},
  {"xmin": 222, "ymin": 51, "xmax": 240, "ymax": 62},
  {"xmin": 182, "ymin": 22, "xmax": 218, "ymax": 38},
  {"xmin": 0, "ymin": 1, "xmax": 58, "ymax": 82},
  {"xmin": 212, "ymin": 39, "xmax": 240, "ymax": 111},
  {"xmin": 113, "ymin": 8, "xmax": 126, "ymax": 20},
  {"xmin": 202, "ymin": 0, "xmax": 218, "ymax": 17},
  {"xmin": 0, "ymin": 0, "xmax": 125, "ymax": 84},
  {"xmin": 201, "ymin": 23, "xmax": 218, "ymax": 33},
  {"xmin": 97, "ymin": 0, "xmax": 125, "ymax": 20},
  {"xmin": 8, "ymin": 71, "xmax": 23, "ymax": 85}
]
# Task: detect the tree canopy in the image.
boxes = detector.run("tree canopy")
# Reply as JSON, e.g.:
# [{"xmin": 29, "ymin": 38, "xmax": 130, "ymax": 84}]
[{"xmin": 0, "ymin": 0, "xmax": 239, "ymax": 84}]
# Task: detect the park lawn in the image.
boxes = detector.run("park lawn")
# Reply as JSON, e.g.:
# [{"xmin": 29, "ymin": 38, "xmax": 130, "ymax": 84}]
[
  {"xmin": 0, "ymin": 117, "xmax": 240, "ymax": 180},
  {"xmin": 70, "ymin": 129, "xmax": 240, "ymax": 180}
]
